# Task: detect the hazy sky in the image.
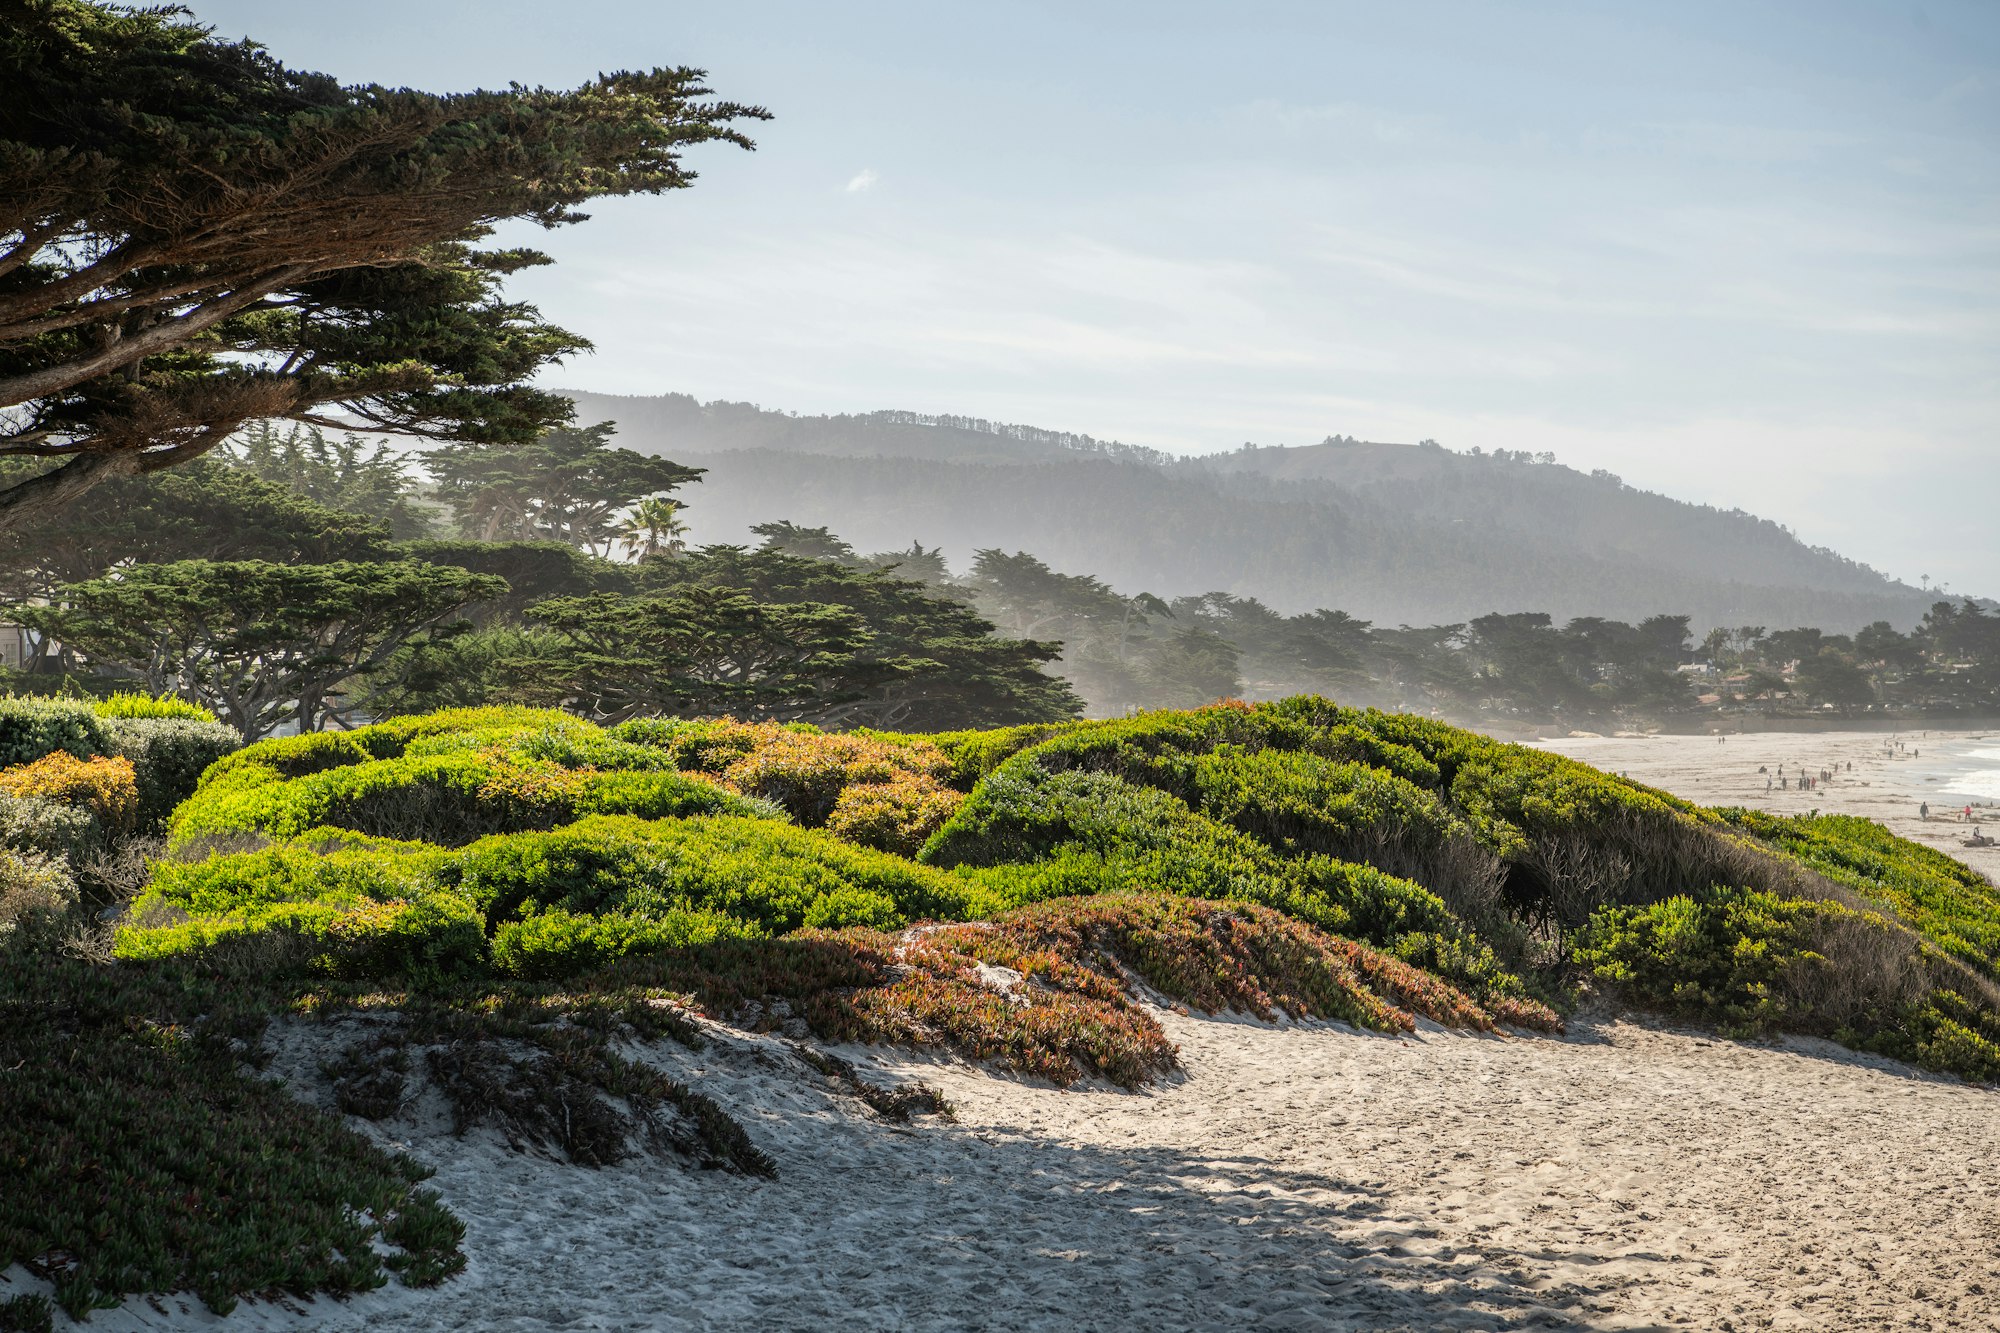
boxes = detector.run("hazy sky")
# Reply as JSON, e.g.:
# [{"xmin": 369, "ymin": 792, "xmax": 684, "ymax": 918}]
[{"xmin": 200, "ymin": 1, "xmax": 1998, "ymax": 592}]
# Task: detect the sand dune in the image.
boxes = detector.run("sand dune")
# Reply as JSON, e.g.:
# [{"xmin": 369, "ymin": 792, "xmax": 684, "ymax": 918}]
[
  {"xmin": 29, "ymin": 728, "xmax": 2000, "ymax": 1331},
  {"xmin": 49, "ymin": 1001, "xmax": 1998, "ymax": 1332}
]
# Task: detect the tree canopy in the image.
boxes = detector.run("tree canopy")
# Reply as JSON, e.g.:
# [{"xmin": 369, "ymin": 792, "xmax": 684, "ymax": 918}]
[
  {"xmin": 0, "ymin": 1, "xmax": 765, "ymax": 528},
  {"xmin": 19, "ymin": 558, "xmax": 506, "ymax": 737},
  {"xmin": 424, "ymin": 423, "xmax": 701, "ymax": 551}
]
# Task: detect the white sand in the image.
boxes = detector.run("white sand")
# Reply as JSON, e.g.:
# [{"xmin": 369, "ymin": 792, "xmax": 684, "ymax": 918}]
[
  {"xmin": 28, "ymin": 1002, "xmax": 1998, "ymax": 1332},
  {"xmin": 1534, "ymin": 728, "xmax": 2000, "ymax": 884}
]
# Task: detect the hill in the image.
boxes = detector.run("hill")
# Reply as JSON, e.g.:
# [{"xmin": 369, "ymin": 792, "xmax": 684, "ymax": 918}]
[{"xmin": 562, "ymin": 391, "xmax": 1936, "ymax": 632}]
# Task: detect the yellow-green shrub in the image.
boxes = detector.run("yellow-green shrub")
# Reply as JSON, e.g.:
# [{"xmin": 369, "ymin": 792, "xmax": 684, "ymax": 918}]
[
  {"xmin": 91, "ymin": 693, "xmax": 217, "ymax": 722},
  {"xmin": 116, "ymin": 891, "xmax": 485, "ymax": 982},
  {"xmin": 168, "ymin": 749, "xmax": 764, "ymax": 849},
  {"xmin": 453, "ymin": 813, "xmax": 995, "ymax": 950}
]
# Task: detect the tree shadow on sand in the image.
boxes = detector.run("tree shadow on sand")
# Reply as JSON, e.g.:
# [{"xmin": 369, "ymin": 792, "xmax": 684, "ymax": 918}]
[{"xmin": 719, "ymin": 1085, "xmax": 1641, "ymax": 1332}]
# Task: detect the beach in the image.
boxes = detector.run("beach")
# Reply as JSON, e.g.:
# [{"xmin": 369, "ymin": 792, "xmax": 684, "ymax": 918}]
[
  {"xmin": 1533, "ymin": 727, "xmax": 2000, "ymax": 884},
  {"xmin": 39, "ymin": 1001, "xmax": 1997, "ymax": 1332},
  {"xmin": 20, "ymin": 729, "xmax": 2000, "ymax": 1332}
]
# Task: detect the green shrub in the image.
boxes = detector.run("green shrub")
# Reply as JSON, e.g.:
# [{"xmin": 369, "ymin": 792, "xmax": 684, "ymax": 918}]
[
  {"xmin": 198, "ymin": 707, "xmax": 590, "ymax": 786},
  {"xmin": 90, "ymin": 692, "xmax": 217, "ymax": 722},
  {"xmin": 920, "ymin": 762, "xmax": 1220, "ymax": 867},
  {"xmin": 0, "ymin": 791, "xmax": 103, "ymax": 868},
  {"xmin": 100, "ymin": 716, "xmax": 241, "ymax": 829},
  {"xmin": 490, "ymin": 906, "xmax": 751, "ymax": 979},
  {"xmin": 116, "ymin": 890, "xmax": 486, "ymax": 982},
  {"xmin": 1718, "ymin": 808, "xmax": 2000, "ymax": 983},
  {"xmin": 169, "ymin": 750, "xmax": 769, "ymax": 849},
  {"xmin": 454, "ymin": 814, "xmax": 994, "ymax": 951},
  {"xmin": 0, "ymin": 695, "xmax": 106, "ymax": 767},
  {"xmin": 145, "ymin": 836, "xmax": 451, "ymax": 915},
  {"xmin": 1575, "ymin": 886, "xmax": 2000, "ymax": 1084}
]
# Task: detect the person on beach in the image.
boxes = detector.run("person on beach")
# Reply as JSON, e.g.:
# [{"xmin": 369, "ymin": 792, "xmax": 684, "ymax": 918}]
[{"xmin": 1921, "ymin": 802, "xmax": 1930, "ymax": 820}]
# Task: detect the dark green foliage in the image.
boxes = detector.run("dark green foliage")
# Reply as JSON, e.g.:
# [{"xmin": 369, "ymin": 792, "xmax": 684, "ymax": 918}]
[
  {"xmin": 627, "ymin": 546, "xmax": 1083, "ymax": 730},
  {"xmin": 0, "ymin": 1293, "xmax": 51, "ymax": 1333},
  {"xmin": 0, "ymin": 959, "xmax": 464, "ymax": 1320},
  {"xmin": 0, "ymin": 696, "xmax": 105, "ymax": 767},
  {"xmin": 0, "ymin": 3, "xmax": 767, "ymax": 529},
  {"xmin": 0, "ymin": 460, "xmax": 396, "ymax": 606},
  {"xmin": 100, "ymin": 716, "xmax": 240, "ymax": 829},
  {"xmin": 424, "ymin": 422, "xmax": 703, "ymax": 551},
  {"xmin": 226, "ymin": 422, "xmax": 436, "ymax": 541},
  {"xmin": 21, "ymin": 560, "xmax": 511, "ymax": 739}
]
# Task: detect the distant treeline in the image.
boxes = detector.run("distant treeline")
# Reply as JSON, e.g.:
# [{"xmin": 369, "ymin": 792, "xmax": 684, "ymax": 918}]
[{"xmin": 5, "ymin": 421, "xmax": 1993, "ymax": 735}]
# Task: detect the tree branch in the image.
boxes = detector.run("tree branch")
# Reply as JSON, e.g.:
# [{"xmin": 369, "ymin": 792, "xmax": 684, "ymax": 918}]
[{"xmin": 0, "ymin": 263, "xmax": 316, "ymax": 408}]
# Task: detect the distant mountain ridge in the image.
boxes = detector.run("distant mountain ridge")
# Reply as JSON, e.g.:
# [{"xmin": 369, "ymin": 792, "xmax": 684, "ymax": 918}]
[{"xmin": 561, "ymin": 390, "xmax": 1937, "ymax": 632}]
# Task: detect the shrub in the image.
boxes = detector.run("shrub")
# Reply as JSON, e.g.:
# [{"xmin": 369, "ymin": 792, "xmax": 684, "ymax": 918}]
[
  {"xmin": 0, "ymin": 695, "xmax": 106, "ymax": 767},
  {"xmin": 100, "ymin": 716, "xmax": 241, "ymax": 829},
  {"xmin": 198, "ymin": 706, "xmax": 592, "ymax": 786},
  {"xmin": 1718, "ymin": 808, "xmax": 2000, "ymax": 983},
  {"xmin": 0, "ymin": 792, "xmax": 102, "ymax": 868},
  {"xmin": 490, "ymin": 906, "xmax": 752, "ymax": 980},
  {"xmin": 116, "ymin": 890, "xmax": 487, "ymax": 983},
  {"xmin": 1575, "ymin": 886, "xmax": 2000, "ymax": 1084},
  {"xmin": 145, "ymin": 835, "xmax": 451, "ymax": 915},
  {"xmin": 926, "ymin": 759, "xmax": 1531, "ymax": 1004},
  {"xmin": 168, "ymin": 749, "xmax": 764, "ymax": 849},
  {"xmin": 454, "ymin": 814, "xmax": 993, "ymax": 951},
  {"xmin": 618, "ymin": 718, "xmax": 963, "ymax": 852},
  {"xmin": 0, "ymin": 752, "xmax": 137, "ymax": 835},
  {"xmin": 90, "ymin": 692, "xmax": 217, "ymax": 722},
  {"xmin": 825, "ymin": 776, "xmax": 964, "ymax": 857},
  {"xmin": 0, "ymin": 847, "xmax": 78, "ymax": 947}
]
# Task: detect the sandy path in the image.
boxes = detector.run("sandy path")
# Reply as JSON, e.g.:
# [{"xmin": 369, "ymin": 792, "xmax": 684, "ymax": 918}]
[
  {"xmin": 1534, "ymin": 729, "xmax": 2000, "ymax": 883},
  {"xmin": 49, "ymin": 1008, "xmax": 1999, "ymax": 1332}
]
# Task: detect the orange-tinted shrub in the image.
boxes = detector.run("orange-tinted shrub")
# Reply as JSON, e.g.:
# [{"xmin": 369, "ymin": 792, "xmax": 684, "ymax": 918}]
[
  {"xmin": 674, "ymin": 722, "xmax": 964, "ymax": 854},
  {"xmin": 0, "ymin": 751, "xmax": 139, "ymax": 835}
]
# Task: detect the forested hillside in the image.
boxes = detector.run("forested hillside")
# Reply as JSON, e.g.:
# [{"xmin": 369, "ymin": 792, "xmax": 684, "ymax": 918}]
[{"xmin": 565, "ymin": 392, "xmax": 1935, "ymax": 633}]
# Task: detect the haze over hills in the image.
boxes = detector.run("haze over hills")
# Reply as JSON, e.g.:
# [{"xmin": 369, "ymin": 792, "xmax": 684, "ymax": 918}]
[{"xmin": 564, "ymin": 390, "xmax": 1940, "ymax": 634}]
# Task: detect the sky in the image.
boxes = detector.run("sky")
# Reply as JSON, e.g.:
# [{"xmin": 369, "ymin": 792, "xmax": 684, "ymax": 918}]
[{"xmin": 198, "ymin": 1, "xmax": 2000, "ymax": 592}]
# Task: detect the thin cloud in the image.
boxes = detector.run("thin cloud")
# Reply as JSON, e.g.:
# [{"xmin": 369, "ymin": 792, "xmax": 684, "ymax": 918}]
[{"xmin": 845, "ymin": 169, "xmax": 879, "ymax": 193}]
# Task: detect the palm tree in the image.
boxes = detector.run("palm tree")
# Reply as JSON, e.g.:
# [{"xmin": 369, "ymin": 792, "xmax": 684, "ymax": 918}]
[{"xmin": 619, "ymin": 497, "xmax": 689, "ymax": 561}]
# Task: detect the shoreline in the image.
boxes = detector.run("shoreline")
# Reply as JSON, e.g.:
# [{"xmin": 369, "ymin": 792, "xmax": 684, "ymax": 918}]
[{"xmin": 1532, "ymin": 727, "xmax": 2000, "ymax": 882}]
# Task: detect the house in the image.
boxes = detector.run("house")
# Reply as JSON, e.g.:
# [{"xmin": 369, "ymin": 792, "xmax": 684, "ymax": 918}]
[{"xmin": 0, "ymin": 623, "xmax": 33, "ymax": 671}]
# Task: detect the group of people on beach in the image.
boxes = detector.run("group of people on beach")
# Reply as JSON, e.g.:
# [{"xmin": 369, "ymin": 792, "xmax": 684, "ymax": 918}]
[{"xmin": 1758, "ymin": 760, "xmax": 1842, "ymax": 793}]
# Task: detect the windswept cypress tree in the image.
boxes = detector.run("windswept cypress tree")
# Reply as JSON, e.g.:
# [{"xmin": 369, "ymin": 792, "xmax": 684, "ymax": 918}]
[{"xmin": 0, "ymin": 0, "xmax": 765, "ymax": 529}]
